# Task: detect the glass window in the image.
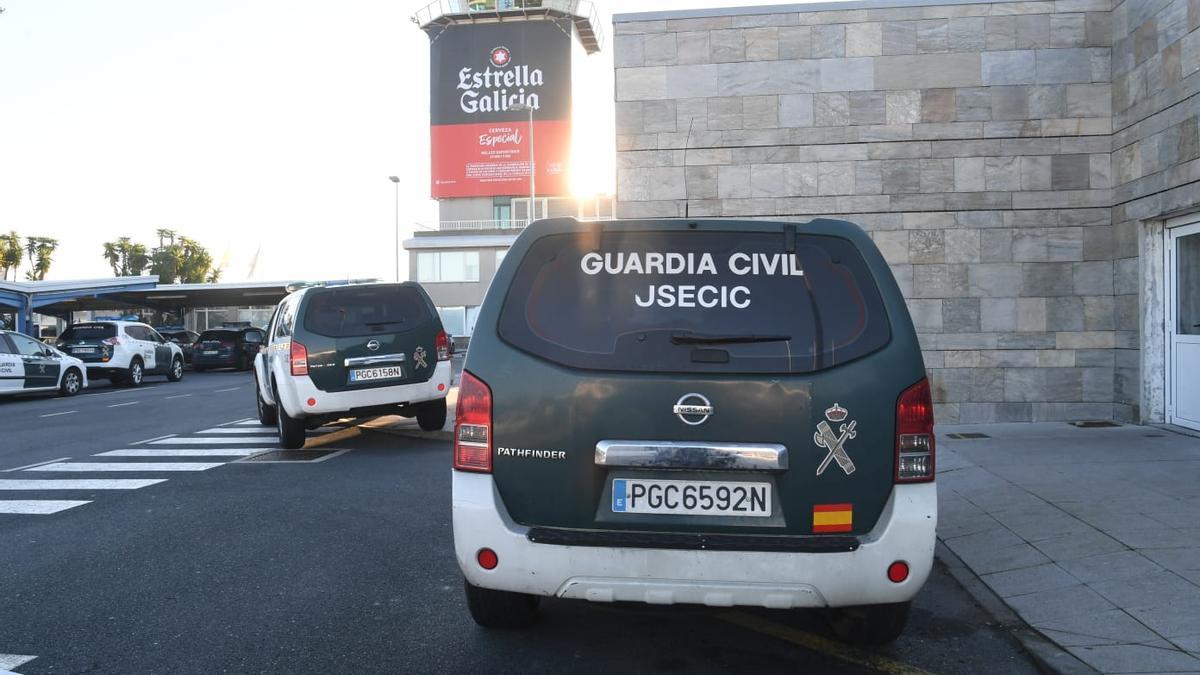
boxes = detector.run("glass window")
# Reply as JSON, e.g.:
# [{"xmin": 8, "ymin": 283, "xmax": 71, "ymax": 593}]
[
  {"xmin": 493, "ymin": 197, "xmax": 512, "ymax": 225},
  {"xmin": 0, "ymin": 335, "xmax": 14, "ymax": 354},
  {"xmin": 1178, "ymin": 232, "xmax": 1200, "ymax": 336},
  {"xmin": 437, "ymin": 307, "xmax": 466, "ymax": 335},
  {"xmin": 465, "ymin": 306, "xmax": 481, "ymax": 335},
  {"xmin": 244, "ymin": 330, "xmax": 264, "ymax": 343},
  {"xmin": 275, "ymin": 296, "xmax": 297, "ymax": 339},
  {"xmin": 60, "ymin": 323, "xmax": 117, "ymax": 341},
  {"xmin": 303, "ymin": 285, "xmax": 432, "ymax": 338},
  {"xmin": 10, "ymin": 333, "xmax": 46, "ymax": 356},
  {"xmin": 417, "ymin": 251, "xmax": 480, "ymax": 282},
  {"xmin": 495, "ymin": 248, "xmax": 508, "ymax": 268},
  {"xmin": 498, "ymin": 231, "xmax": 892, "ymax": 375}
]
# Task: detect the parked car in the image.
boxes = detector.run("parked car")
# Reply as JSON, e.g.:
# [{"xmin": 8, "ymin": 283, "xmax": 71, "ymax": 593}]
[
  {"xmin": 451, "ymin": 217, "xmax": 937, "ymax": 644},
  {"xmin": 254, "ymin": 282, "xmax": 453, "ymax": 448},
  {"xmin": 0, "ymin": 329, "xmax": 88, "ymax": 397},
  {"xmin": 55, "ymin": 320, "xmax": 184, "ymax": 386},
  {"xmin": 192, "ymin": 327, "xmax": 266, "ymax": 372},
  {"xmin": 159, "ymin": 329, "xmax": 200, "ymax": 365}
]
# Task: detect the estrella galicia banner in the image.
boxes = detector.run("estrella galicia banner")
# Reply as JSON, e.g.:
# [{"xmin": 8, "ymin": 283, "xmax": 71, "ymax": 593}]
[{"xmin": 428, "ymin": 19, "xmax": 572, "ymax": 198}]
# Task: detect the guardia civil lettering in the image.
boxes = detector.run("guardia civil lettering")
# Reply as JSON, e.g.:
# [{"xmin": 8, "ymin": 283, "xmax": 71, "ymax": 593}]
[{"xmin": 579, "ymin": 252, "xmax": 805, "ymax": 277}]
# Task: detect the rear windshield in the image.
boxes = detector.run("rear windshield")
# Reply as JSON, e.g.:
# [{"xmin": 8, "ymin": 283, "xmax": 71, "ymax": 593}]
[
  {"xmin": 498, "ymin": 230, "xmax": 891, "ymax": 374},
  {"xmin": 60, "ymin": 324, "xmax": 117, "ymax": 341},
  {"xmin": 303, "ymin": 286, "xmax": 432, "ymax": 338},
  {"xmin": 199, "ymin": 330, "xmax": 237, "ymax": 341}
]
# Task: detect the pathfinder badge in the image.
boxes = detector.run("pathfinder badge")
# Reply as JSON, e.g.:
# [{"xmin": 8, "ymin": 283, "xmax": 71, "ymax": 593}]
[
  {"xmin": 814, "ymin": 403, "xmax": 857, "ymax": 476},
  {"xmin": 413, "ymin": 346, "xmax": 428, "ymax": 370}
]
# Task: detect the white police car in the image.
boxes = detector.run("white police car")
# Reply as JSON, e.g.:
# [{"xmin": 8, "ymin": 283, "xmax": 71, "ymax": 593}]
[
  {"xmin": 0, "ymin": 329, "xmax": 89, "ymax": 397},
  {"xmin": 56, "ymin": 320, "xmax": 185, "ymax": 386}
]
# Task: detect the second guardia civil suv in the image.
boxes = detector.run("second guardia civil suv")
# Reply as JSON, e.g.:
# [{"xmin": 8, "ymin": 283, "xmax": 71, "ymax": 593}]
[
  {"xmin": 254, "ymin": 282, "xmax": 452, "ymax": 449},
  {"xmin": 453, "ymin": 218, "xmax": 936, "ymax": 644}
]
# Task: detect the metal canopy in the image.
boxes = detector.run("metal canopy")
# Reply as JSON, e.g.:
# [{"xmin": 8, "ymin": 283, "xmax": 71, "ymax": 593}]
[{"xmin": 413, "ymin": 0, "xmax": 604, "ymax": 54}]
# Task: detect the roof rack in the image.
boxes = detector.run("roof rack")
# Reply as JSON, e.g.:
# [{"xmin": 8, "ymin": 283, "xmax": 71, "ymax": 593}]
[{"xmin": 412, "ymin": 0, "xmax": 604, "ymax": 54}]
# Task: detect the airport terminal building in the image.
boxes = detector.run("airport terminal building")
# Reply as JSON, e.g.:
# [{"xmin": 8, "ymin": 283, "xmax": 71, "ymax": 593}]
[{"xmin": 612, "ymin": 0, "xmax": 1200, "ymax": 430}]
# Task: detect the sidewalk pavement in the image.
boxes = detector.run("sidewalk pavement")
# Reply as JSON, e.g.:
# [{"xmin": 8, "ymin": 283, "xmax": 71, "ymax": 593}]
[{"xmin": 938, "ymin": 422, "xmax": 1200, "ymax": 674}]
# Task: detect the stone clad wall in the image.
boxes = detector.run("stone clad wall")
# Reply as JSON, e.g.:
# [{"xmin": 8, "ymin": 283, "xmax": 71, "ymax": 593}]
[
  {"xmin": 1110, "ymin": 0, "xmax": 1200, "ymax": 423},
  {"xmin": 613, "ymin": 0, "xmax": 1120, "ymax": 423}
]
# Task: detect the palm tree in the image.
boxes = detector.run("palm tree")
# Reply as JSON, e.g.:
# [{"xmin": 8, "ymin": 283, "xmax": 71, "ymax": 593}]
[
  {"xmin": 102, "ymin": 238, "xmax": 150, "ymax": 276},
  {"xmin": 24, "ymin": 237, "xmax": 57, "ymax": 281},
  {"xmin": 0, "ymin": 232, "xmax": 21, "ymax": 281}
]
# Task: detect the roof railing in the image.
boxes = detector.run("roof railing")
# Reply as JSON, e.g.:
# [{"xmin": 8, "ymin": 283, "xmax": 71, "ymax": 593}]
[{"xmin": 412, "ymin": 0, "xmax": 603, "ymax": 54}]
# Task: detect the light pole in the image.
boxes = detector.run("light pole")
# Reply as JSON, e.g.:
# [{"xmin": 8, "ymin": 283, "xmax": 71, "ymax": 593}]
[
  {"xmin": 388, "ymin": 175, "xmax": 400, "ymax": 282},
  {"xmin": 510, "ymin": 103, "xmax": 536, "ymax": 223}
]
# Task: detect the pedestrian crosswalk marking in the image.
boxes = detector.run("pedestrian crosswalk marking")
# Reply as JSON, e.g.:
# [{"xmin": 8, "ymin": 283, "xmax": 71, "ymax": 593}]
[
  {"xmin": 0, "ymin": 654, "xmax": 37, "ymax": 671},
  {"xmin": 96, "ymin": 449, "xmax": 269, "ymax": 457},
  {"xmin": 194, "ymin": 428, "xmax": 277, "ymax": 435},
  {"xmin": 0, "ymin": 500, "xmax": 91, "ymax": 514},
  {"xmin": 0, "ymin": 479, "xmax": 167, "ymax": 490},
  {"xmin": 150, "ymin": 437, "xmax": 279, "ymax": 445},
  {"xmin": 26, "ymin": 462, "xmax": 223, "ymax": 472}
]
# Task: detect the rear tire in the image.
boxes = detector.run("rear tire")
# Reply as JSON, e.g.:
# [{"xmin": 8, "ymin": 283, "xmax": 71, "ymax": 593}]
[
  {"xmin": 59, "ymin": 368, "xmax": 82, "ymax": 397},
  {"xmin": 167, "ymin": 357, "xmax": 184, "ymax": 382},
  {"xmin": 827, "ymin": 601, "xmax": 911, "ymax": 645},
  {"xmin": 416, "ymin": 398, "xmax": 448, "ymax": 432},
  {"xmin": 464, "ymin": 579, "xmax": 539, "ymax": 629},
  {"xmin": 125, "ymin": 358, "xmax": 144, "ymax": 387},
  {"xmin": 275, "ymin": 386, "xmax": 306, "ymax": 449},
  {"xmin": 256, "ymin": 380, "xmax": 278, "ymax": 426}
]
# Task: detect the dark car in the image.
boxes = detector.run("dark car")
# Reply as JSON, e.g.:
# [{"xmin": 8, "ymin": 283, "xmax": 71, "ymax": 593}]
[
  {"xmin": 451, "ymin": 217, "xmax": 936, "ymax": 644},
  {"xmin": 253, "ymin": 282, "xmax": 453, "ymax": 448},
  {"xmin": 192, "ymin": 327, "xmax": 266, "ymax": 372},
  {"xmin": 160, "ymin": 330, "xmax": 200, "ymax": 365}
]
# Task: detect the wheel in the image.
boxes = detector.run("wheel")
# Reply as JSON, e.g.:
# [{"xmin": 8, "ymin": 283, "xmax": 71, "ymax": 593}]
[
  {"xmin": 464, "ymin": 579, "xmax": 539, "ymax": 629},
  {"xmin": 256, "ymin": 380, "xmax": 277, "ymax": 426},
  {"xmin": 167, "ymin": 357, "xmax": 184, "ymax": 382},
  {"xmin": 416, "ymin": 398, "xmax": 448, "ymax": 431},
  {"xmin": 275, "ymin": 384, "xmax": 306, "ymax": 449},
  {"xmin": 58, "ymin": 368, "xmax": 82, "ymax": 397},
  {"xmin": 125, "ymin": 358, "xmax": 144, "ymax": 387},
  {"xmin": 827, "ymin": 601, "xmax": 911, "ymax": 645}
]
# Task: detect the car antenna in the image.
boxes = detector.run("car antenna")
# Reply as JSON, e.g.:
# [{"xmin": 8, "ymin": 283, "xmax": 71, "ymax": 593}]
[
  {"xmin": 784, "ymin": 223, "xmax": 796, "ymax": 253},
  {"xmin": 683, "ymin": 116, "xmax": 696, "ymax": 219}
]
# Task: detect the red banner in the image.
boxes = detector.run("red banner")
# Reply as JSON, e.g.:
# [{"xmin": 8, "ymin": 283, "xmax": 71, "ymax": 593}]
[{"xmin": 431, "ymin": 120, "xmax": 569, "ymax": 199}]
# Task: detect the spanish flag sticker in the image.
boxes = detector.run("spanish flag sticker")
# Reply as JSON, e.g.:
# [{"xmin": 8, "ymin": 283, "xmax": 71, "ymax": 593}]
[{"xmin": 813, "ymin": 503, "xmax": 853, "ymax": 533}]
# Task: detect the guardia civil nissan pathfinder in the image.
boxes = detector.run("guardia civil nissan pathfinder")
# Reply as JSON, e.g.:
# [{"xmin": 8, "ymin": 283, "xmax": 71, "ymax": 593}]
[{"xmin": 452, "ymin": 218, "xmax": 936, "ymax": 644}]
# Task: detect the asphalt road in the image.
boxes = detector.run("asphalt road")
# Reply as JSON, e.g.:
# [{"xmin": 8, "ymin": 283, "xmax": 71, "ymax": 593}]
[{"xmin": 0, "ymin": 370, "xmax": 1040, "ymax": 674}]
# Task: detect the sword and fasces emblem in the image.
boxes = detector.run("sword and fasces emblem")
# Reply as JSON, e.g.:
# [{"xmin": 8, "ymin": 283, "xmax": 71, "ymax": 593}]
[
  {"xmin": 814, "ymin": 403, "xmax": 856, "ymax": 476},
  {"xmin": 413, "ymin": 346, "xmax": 429, "ymax": 370}
]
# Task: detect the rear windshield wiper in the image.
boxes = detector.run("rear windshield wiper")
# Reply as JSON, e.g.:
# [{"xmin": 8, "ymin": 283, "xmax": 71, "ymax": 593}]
[
  {"xmin": 364, "ymin": 320, "xmax": 405, "ymax": 326},
  {"xmin": 671, "ymin": 333, "xmax": 791, "ymax": 345}
]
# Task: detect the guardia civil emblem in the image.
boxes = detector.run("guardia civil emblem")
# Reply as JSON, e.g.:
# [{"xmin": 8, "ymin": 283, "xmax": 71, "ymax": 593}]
[
  {"xmin": 413, "ymin": 346, "xmax": 428, "ymax": 370},
  {"xmin": 814, "ymin": 403, "xmax": 857, "ymax": 476}
]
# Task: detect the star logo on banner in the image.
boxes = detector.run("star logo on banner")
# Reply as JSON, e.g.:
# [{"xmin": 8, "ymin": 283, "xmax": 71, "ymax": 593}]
[{"xmin": 490, "ymin": 46, "xmax": 511, "ymax": 68}]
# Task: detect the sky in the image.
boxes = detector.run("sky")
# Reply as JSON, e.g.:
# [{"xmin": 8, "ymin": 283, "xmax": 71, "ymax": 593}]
[{"xmin": 0, "ymin": 0, "xmax": 813, "ymax": 284}]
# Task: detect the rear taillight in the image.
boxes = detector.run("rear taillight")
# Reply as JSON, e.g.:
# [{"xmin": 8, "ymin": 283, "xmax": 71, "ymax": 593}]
[
  {"xmin": 895, "ymin": 378, "xmax": 935, "ymax": 483},
  {"xmin": 436, "ymin": 330, "xmax": 450, "ymax": 361},
  {"xmin": 290, "ymin": 341, "xmax": 309, "ymax": 376},
  {"xmin": 102, "ymin": 337, "xmax": 120, "ymax": 346},
  {"xmin": 454, "ymin": 370, "xmax": 492, "ymax": 473}
]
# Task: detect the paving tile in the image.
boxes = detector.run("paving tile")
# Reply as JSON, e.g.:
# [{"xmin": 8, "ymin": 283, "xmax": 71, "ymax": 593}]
[
  {"xmin": 1032, "ymin": 528, "xmax": 1128, "ymax": 561},
  {"xmin": 982, "ymin": 562, "xmax": 1078, "ymax": 598},
  {"xmin": 1035, "ymin": 609, "xmax": 1167, "ymax": 647},
  {"xmin": 954, "ymin": 539, "xmax": 1054, "ymax": 576},
  {"xmin": 1060, "ymin": 551, "xmax": 1165, "ymax": 583},
  {"xmin": 1170, "ymin": 633, "xmax": 1200, "ymax": 654},
  {"xmin": 1107, "ymin": 527, "xmax": 1192, "ymax": 550},
  {"xmin": 991, "ymin": 506, "xmax": 1087, "ymax": 543},
  {"xmin": 1142, "ymin": 548, "xmax": 1200, "ymax": 574},
  {"xmin": 1089, "ymin": 571, "xmax": 1200, "ymax": 612},
  {"xmin": 1067, "ymin": 644, "xmax": 1200, "ymax": 673},
  {"xmin": 1007, "ymin": 583, "xmax": 1115, "ymax": 624},
  {"xmin": 1127, "ymin": 598, "xmax": 1200, "ymax": 638}
]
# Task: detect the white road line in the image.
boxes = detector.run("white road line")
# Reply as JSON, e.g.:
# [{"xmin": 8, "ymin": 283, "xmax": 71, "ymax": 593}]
[
  {"xmin": 25, "ymin": 462, "xmax": 223, "ymax": 472},
  {"xmin": 4, "ymin": 457, "xmax": 71, "ymax": 472},
  {"xmin": 107, "ymin": 401, "xmax": 139, "ymax": 408},
  {"xmin": 232, "ymin": 419, "xmax": 259, "ymax": 426},
  {"xmin": 0, "ymin": 479, "xmax": 167, "ymax": 490},
  {"xmin": 0, "ymin": 654, "xmax": 37, "ymax": 670},
  {"xmin": 195, "ymin": 427, "xmax": 277, "ymax": 435},
  {"xmin": 215, "ymin": 386, "xmax": 242, "ymax": 393},
  {"xmin": 166, "ymin": 393, "xmax": 192, "ymax": 399},
  {"xmin": 95, "ymin": 449, "xmax": 267, "ymax": 457},
  {"xmin": 130, "ymin": 434, "xmax": 175, "ymax": 446},
  {"xmin": 0, "ymin": 500, "xmax": 91, "ymax": 514},
  {"xmin": 150, "ymin": 436, "xmax": 279, "ymax": 445},
  {"xmin": 79, "ymin": 385, "xmax": 159, "ymax": 398},
  {"xmin": 39, "ymin": 410, "xmax": 77, "ymax": 418}
]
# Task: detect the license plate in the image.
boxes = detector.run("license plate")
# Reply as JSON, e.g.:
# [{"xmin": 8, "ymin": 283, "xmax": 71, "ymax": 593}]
[
  {"xmin": 349, "ymin": 366, "xmax": 403, "ymax": 382},
  {"xmin": 203, "ymin": 350, "xmax": 219, "ymax": 355},
  {"xmin": 611, "ymin": 478, "xmax": 771, "ymax": 517},
  {"xmin": 73, "ymin": 347, "xmax": 96, "ymax": 354}
]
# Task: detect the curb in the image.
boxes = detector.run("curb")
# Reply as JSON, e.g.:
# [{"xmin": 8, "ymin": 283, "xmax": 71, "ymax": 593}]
[{"xmin": 936, "ymin": 541, "xmax": 1098, "ymax": 675}]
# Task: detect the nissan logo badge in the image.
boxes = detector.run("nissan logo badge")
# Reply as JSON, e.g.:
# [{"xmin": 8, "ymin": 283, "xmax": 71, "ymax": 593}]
[
  {"xmin": 366, "ymin": 340, "xmax": 380, "ymax": 352},
  {"xmin": 673, "ymin": 393, "xmax": 713, "ymax": 426}
]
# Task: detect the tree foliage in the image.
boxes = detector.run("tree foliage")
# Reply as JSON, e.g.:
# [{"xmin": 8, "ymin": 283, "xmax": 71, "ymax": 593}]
[
  {"xmin": 23, "ymin": 237, "xmax": 58, "ymax": 281},
  {"xmin": 103, "ymin": 230, "xmax": 217, "ymax": 283},
  {"xmin": 0, "ymin": 232, "xmax": 21, "ymax": 281}
]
